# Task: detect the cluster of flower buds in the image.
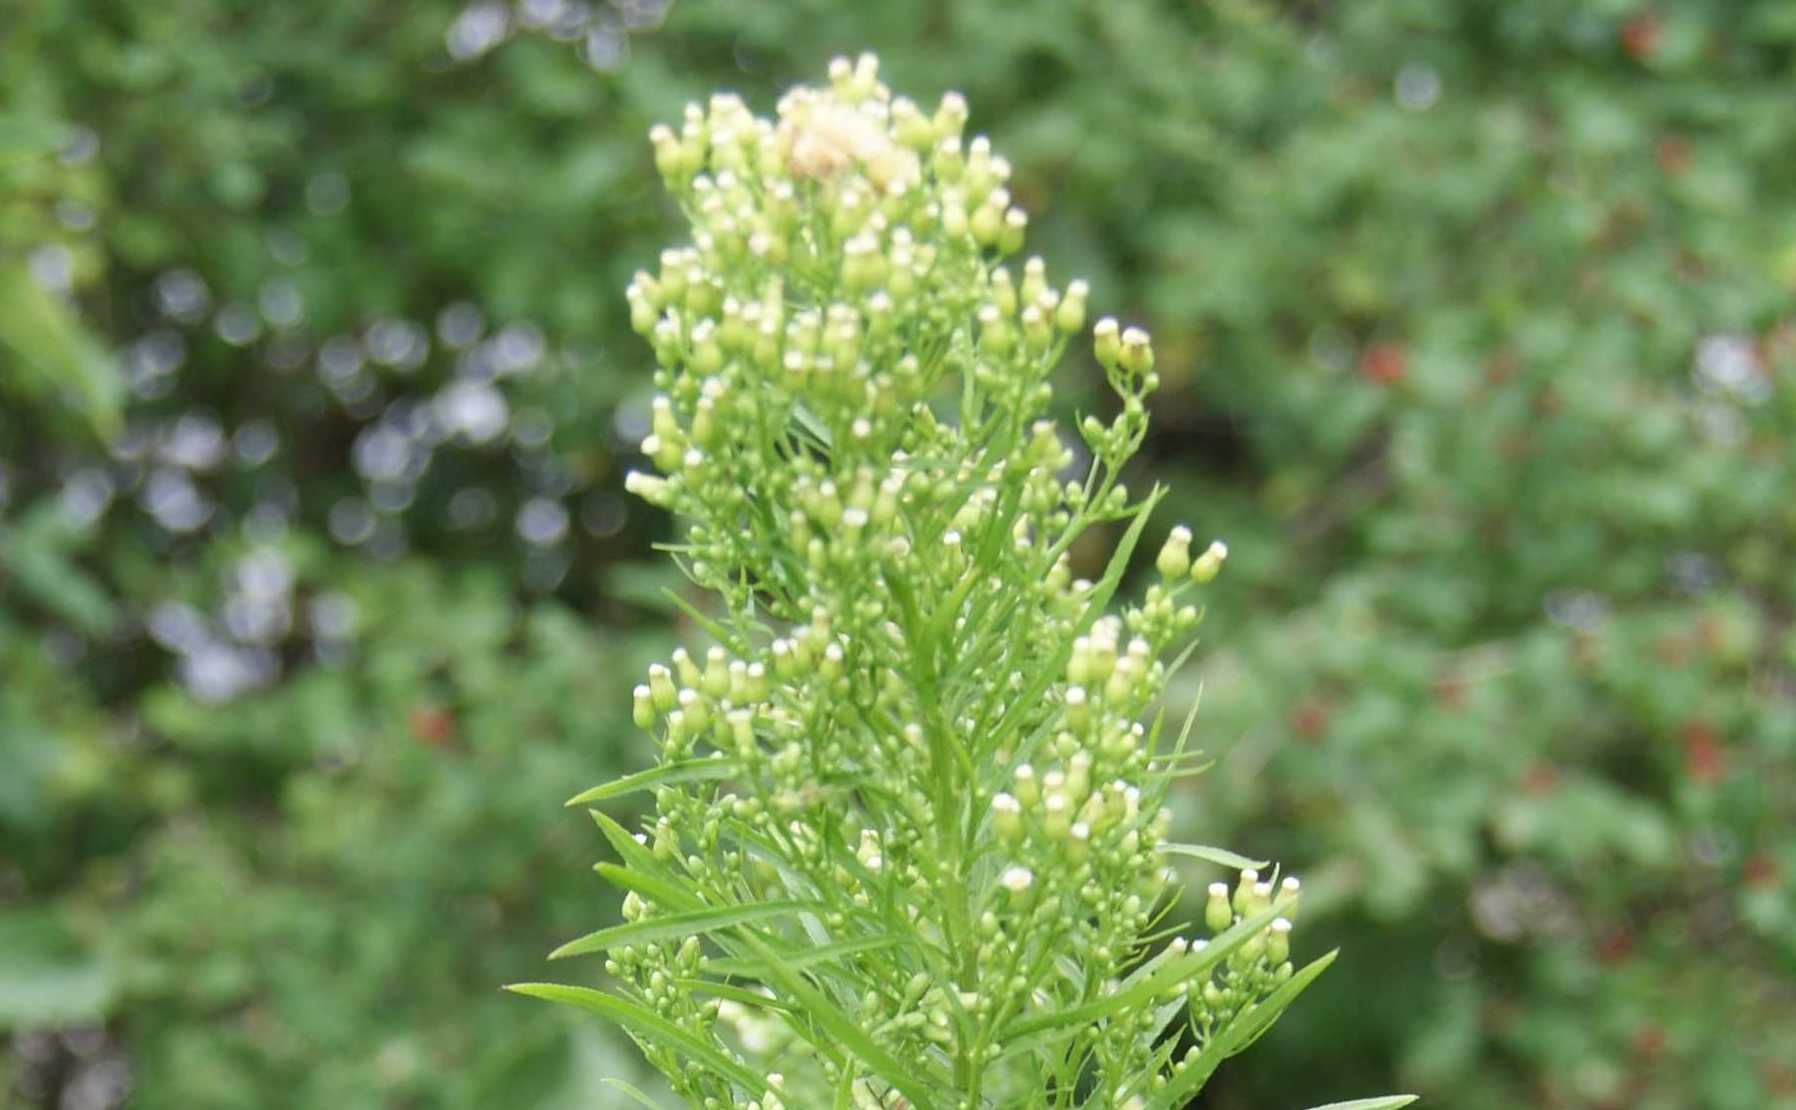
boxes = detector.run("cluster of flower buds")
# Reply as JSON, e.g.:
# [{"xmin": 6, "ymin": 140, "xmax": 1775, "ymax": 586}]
[{"xmin": 558, "ymin": 54, "xmax": 1296, "ymax": 1108}]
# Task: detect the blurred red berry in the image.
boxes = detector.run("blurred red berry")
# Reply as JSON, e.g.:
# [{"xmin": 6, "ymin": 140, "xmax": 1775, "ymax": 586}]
[
  {"xmin": 1621, "ymin": 14, "xmax": 1661, "ymax": 61},
  {"xmin": 1359, "ymin": 342, "xmax": 1406, "ymax": 385}
]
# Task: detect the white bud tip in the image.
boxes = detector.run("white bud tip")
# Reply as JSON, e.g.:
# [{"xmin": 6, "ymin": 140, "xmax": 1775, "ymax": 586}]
[
  {"xmin": 1000, "ymin": 867, "xmax": 1034, "ymax": 893},
  {"xmin": 1208, "ymin": 882, "xmax": 1230, "ymax": 896}
]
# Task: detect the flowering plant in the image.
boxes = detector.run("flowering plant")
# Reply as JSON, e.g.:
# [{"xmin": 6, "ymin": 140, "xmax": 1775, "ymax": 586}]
[{"xmin": 512, "ymin": 55, "xmax": 1412, "ymax": 1110}]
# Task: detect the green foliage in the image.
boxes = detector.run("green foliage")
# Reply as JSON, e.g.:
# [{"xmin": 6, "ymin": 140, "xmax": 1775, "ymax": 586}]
[{"xmin": 6, "ymin": 0, "xmax": 1796, "ymax": 1106}]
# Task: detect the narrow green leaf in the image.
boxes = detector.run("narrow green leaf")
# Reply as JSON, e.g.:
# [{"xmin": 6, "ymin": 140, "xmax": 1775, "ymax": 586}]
[
  {"xmin": 601, "ymin": 1078, "xmax": 670, "ymax": 1110},
  {"xmin": 1301, "ymin": 1098, "xmax": 1420, "ymax": 1110},
  {"xmin": 1160, "ymin": 843, "xmax": 1270, "ymax": 872},
  {"xmin": 704, "ymin": 934, "xmax": 900, "ymax": 979},
  {"xmin": 566, "ymin": 756, "xmax": 737, "ymax": 807},
  {"xmin": 594, "ymin": 863, "xmax": 702, "ymax": 915},
  {"xmin": 788, "ymin": 402, "xmax": 833, "ymax": 450},
  {"xmin": 1003, "ymin": 905, "xmax": 1280, "ymax": 1044},
  {"xmin": 672, "ymin": 977, "xmax": 796, "ymax": 1010},
  {"xmin": 550, "ymin": 901, "xmax": 816, "ymax": 960},
  {"xmin": 586, "ymin": 811, "xmax": 702, "ymax": 912},
  {"xmin": 504, "ymin": 983, "xmax": 765, "ymax": 1096},
  {"xmin": 1147, "ymin": 949, "xmax": 1338, "ymax": 1108},
  {"xmin": 659, "ymin": 587, "xmax": 753, "ymax": 655},
  {"xmin": 735, "ymin": 934, "xmax": 944, "ymax": 1110}
]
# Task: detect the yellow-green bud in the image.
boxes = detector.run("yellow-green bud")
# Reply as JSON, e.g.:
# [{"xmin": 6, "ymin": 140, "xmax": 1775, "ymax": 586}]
[
  {"xmin": 1203, "ymin": 882, "xmax": 1232, "ymax": 933},
  {"xmin": 991, "ymin": 792, "xmax": 1022, "ymax": 842},
  {"xmin": 647, "ymin": 663, "xmax": 677, "ymax": 712},
  {"xmin": 1232, "ymin": 868, "xmax": 1259, "ymax": 916},
  {"xmin": 1119, "ymin": 326, "xmax": 1154, "ymax": 375},
  {"xmin": 1267, "ymin": 918, "xmax": 1292, "ymax": 965},
  {"xmin": 632, "ymin": 684, "xmax": 656, "ymax": 730},
  {"xmin": 1056, "ymin": 279, "xmax": 1088, "ymax": 333},
  {"xmin": 1191, "ymin": 540, "xmax": 1228, "ymax": 583},
  {"xmin": 1093, "ymin": 317, "xmax": 1121, "ymax": 370},
  {"xmin": 1013, "ymin": 764, "xmax": 1039, "ymax": 807},
  {"xmin": 1156, "ymin": 525, "xmax": 1193, "ymax": 580}
]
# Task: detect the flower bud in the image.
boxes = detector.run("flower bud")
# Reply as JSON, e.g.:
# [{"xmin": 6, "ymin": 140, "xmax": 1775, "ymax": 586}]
[
  {"xmin": 1274, "ymin": 876, "xmax": 1302, "ymax": 923},
  {"xmin": 677, "ymin": 687, "xmax": 710, "ymax": 734},
  {"xmin": 1232, "ymin": 868, "xmax": 1259, "ymax": 916},
  {"xmin": 1155, "ymin": 526, "xmax": 1193, "ymax": 580},
  {"xmin": 1266, "ymin": 918, "xmax": 1292, "ymax": 965},
  {"xmin": 1056, "ymin": 279, "xmax": 1088, "ymax": 333},
  {"xmin": 1093, "ymin": 317, "xmax": 1121, "ymax": 370},
  {"xmin": 1067, "ymin": 821, "xmax": 1091, "ymax": 863},
  {"xmin": 991, "ymin": 792, "xmax": 1022, "ymax": 842},
  {"xmin": 999, "ymin": 208, "xmax": 1027, "ymax": 255},
  {"xmin": 703, "ymin": 646, "xmax": 730, "ymax": 698},
  {"xmin": 632, "ymin": 684, "xmax": 657, "ymax": 730},
  {"xmin": 647, "ymin": 664, "xmax": 677, "ymax": 712},
  {"xmin": 624, "ymin": 470, "xmax": 673, "ymax": 507},
  {"xmin": 1065, "ymin": 752, "xmax": 1092, "ymax": 805},
  {"xmin": 1013, "ymin": 764, "xmax": 1039, "ymax": 807},
  {"xmin": 1205, "ymin": 882, "xmax": 1234, "ymax": 933},
  {"xmin": 1191, "ymin": 540, "xmax": 1228, "ymax": 583},
  {"xmin": 1064, "ymin": 685, "xmax": 1090, "ymax": 733},
  {"xmin": 1118, "ymin": 327, "xmax": 1154, "ymax": 376},
  {"xmin": 672, "ymin": 647, "xmax": 702, "ymax": 689},
  {"xmin": 970, "ymin": 201, "xmax": 1003, "ymax": 246}
]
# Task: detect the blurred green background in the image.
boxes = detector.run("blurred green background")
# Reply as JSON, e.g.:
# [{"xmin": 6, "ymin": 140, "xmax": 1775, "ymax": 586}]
[{"xmin": 4, "ymin": 1, "xmax": 1794, "ymax": 1107}]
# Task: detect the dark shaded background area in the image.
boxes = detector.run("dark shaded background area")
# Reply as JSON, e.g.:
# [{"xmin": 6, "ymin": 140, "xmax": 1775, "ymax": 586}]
[{"xmin": 3, "ymin": 1, "xmax": 1793, "ymax": 1107}]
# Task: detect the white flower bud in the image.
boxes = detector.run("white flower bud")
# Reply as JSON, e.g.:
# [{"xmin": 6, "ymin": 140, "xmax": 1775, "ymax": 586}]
[
  {"xmin": 632, "ymin": 685, "xmax": 656, "ymax": 730},
  {"xmin": 1156, "ymin": 525, "xmax": 1193, "ymax": 580},
  {"xmin": 624, "ymin": 470, "xmax": 673, "ymax": 506},
  {"xmin": 999, "ymin": 866, "xmax": 1034, "ymax": 897},
  {"xmin": 1092, "ymin": 317, "xmax": 1121, "ymax": 370},
  {"xmin": 647, "ymin": 664, "xmax": 677, "ymax": 712},
  {"xmin": 1191, "ymin": 540, "xmax": 1229, "ymax": 583},
  {"xmin": 1118, "ymin": 326, "xmax": 1154, "ymax": 375},
  {"xmin": 991, "ymin": 792, "xmax": 1021, "ymax": 842},
  {"xmin": 1205, "ymin": 882, "xmax": 1233, "ymax": 933},
  {"xmin": 1267, "ymin": 918, "xmax": 1292, "ymax": 965},
  {"xmin": 1013, "ymin": 764, "xmax": 1039, "ymax": 807}
]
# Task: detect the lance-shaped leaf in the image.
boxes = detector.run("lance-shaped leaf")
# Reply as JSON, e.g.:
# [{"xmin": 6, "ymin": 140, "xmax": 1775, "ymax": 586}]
[
  {"xmin": 1159, "ymin": 843, "xmax": 1270, "ymax": 872},
  {"xmin": 549, "ymin": 901, "xmax": 817, "ymax": 960},
  {"xmin": 1001, "ymin": 904, "xmax": 1281, "ymax": 1048},
  {"xmin": 565, "ymin": 756, "xmax": 738, "ymax": 807},
  {"xmin": 1145, "ymin": 949, "xmax": 1338, "ymax": 1108},
  {"xmin": 504, "ymin": 983, "xmax": 765, "ymax": 1096}
]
